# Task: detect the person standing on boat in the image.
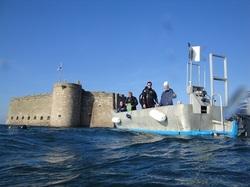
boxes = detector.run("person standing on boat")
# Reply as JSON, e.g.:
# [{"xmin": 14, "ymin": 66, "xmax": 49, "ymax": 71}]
[
  {"xmin": 141, "ymin": 81, "xmax": 158, "ymax": 108},
  {"xmin": 125, "ymin": 91, "xmax": 138, "ymax": 111},
  {"xmin": 160, "ymin": 81, "xmax": 177, "ymax": 106},
  {"xmin": 117, "ymin": 100, "xmax": 127, "ymax": 112}
]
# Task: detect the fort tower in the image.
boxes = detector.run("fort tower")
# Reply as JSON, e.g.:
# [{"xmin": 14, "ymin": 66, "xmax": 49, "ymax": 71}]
[{"xmin": 50, "ymin": 83, "xmax": 82, "ymax": 127}]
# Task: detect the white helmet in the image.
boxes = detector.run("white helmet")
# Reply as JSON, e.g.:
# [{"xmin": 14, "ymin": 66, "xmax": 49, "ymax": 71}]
[{"xmin": 163, "ymin": 81, "xmax": 169, "ymax": 87}]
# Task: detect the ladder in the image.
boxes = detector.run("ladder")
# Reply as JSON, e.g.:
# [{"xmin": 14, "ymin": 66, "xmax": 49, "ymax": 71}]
[{"xmin": 209, "ymin": 53, "xmax": 228, "ymax": 106}]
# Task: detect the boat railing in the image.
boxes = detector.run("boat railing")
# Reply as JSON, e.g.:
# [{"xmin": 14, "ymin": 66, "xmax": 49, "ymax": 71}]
[
  {"xmin": 211, "ymin": 93, "xmax": 225, "ymax": 132},
  {"xmin": 209, "ymin": 53, "xmax": 228, "ymax": 106}
]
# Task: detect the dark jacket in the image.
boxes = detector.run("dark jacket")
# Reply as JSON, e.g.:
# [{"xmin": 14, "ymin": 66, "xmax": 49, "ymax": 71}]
[
  {"xmin": 117, "ymin": 104, "xmax": 127, "ymax": 112},
  {"xmin": 160, "ymin": 88, "xmax": 176, "ymax": 106},
  {"xmin": 139, "ymin": 93, "xmax": 144, "ymax": 108},
  {"xmin": 141, "ymin": 87, "xmax": 158, "ymax": 108},
  {"xmin": 125, "ymin": 96, "xmax": 138, "ymax": 110}
]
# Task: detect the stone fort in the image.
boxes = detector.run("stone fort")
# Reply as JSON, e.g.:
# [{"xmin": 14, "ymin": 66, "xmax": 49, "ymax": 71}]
[{"xmin": 6, "ymin": 82, "xmax": 122, "ymax": 127}]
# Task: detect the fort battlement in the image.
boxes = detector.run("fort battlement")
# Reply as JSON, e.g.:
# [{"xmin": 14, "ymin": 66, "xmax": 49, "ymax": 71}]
[
  {"xmin": 11, "ymin": 93, "xmax": 51, "ymax": 101},
  {"xmin": 6, "ymin": 82, "xmax": 121, "ymax": 127}
]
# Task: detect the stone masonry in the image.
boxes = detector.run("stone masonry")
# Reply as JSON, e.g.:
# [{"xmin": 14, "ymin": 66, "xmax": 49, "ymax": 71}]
[{"xmin": 6, "ymin": 82, "xmax": 121, "ymax": 128}]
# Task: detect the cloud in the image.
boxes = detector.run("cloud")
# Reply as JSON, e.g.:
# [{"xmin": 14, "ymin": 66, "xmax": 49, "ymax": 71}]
[{"xmin": 0, "ymin": 60, "xmax": 11, "ymax": 72}]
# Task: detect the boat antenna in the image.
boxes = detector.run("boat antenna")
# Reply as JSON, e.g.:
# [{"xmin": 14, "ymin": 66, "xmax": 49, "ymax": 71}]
[{"xmin": 188, "ymin": 42, "xmax": 193, "ymax": 86}]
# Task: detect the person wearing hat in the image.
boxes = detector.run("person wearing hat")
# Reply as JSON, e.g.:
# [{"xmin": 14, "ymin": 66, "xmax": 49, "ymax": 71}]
[
  {"xmin": 140, "ymin": 81, "xmax": 158, "ymax": 108},
  {"xmin": 160, "ymin": 81, "xmax": 177, "ymax": 106}
]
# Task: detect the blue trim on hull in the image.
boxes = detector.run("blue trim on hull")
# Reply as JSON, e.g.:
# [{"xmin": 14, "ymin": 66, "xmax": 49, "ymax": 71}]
[
  {"xmin": 230, "ymin": 120, "xmax": 238, "ymax": 137},
  {"xmin": 120, "ymin": 120, "xmax": 239, "ymax": 138}
]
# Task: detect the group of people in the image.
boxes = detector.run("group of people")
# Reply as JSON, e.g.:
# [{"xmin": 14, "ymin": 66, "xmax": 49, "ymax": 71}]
[{"xmin": 118, "ymin": 81, "xmax": 177, "ymax": 112}]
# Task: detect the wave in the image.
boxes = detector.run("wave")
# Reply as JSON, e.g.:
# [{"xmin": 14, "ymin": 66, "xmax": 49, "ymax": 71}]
[{"xmin": 0, "ymin": 125, "xmax": 250, "ymax": 186}]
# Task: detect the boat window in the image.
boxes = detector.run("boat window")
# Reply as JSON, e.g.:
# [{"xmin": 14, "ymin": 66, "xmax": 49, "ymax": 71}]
[
  {"xmin": 22, "ymin": 116, "xmax": 24, "ymax": 120},
  {"xmin": 28, "ymin": 116, "xmax": 30, "ymax": 120},
  {"xmin": 11, "ymin": 116, "xmax": 14, "ymax": 120},
  {"xmin": 40, "ymin": 116, "xmax": 43, "ymax": 120},
  {"xmin": 16, "ymin": 116, "xmax": 19, "ymax": 120},
  {"xmin": 34, "ymin": 116, "xmax": 37, "ymax": 120},
  {"xmin": 58, "ymin": 115, "xmax": 61, "ymax": 118},
  {"xmin": 47, "ymin": 116, "xmax": 50, "ymax": 120}
]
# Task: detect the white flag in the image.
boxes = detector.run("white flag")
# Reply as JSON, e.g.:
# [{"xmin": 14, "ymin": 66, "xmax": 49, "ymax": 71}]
[{"xmin": 191, "ymin": 46, "xmax": 201, "ymax": 62}]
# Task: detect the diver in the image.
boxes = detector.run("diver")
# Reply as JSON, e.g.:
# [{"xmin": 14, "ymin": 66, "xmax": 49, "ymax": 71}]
[
  {"xmin": 117, "ymin": 100, "xmax": 127, "ymax": 112},
  {"xmin": 20, "ymin": 125, "xmax": 27, "ymax": 129},
  {"xmin": 160, "ymin": 81, "xmax": 177, "ymax": 106},
  {"xmin": 140, "ymin": 81, "xmax": 158, "ymax": 108},
  {"xmin": 125, "ymin": 91, "xmax": 138, "ymax": 111}
]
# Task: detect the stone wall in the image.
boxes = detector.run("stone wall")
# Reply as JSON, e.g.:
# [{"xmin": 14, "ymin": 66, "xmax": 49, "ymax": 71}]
[
  {"xmin": 6, "ymin": 82, "xmax": 120, "ymax": 128},
  {"xmin": 50, "ymin": 83, "xmax": 82, "ymax": 127},
  {"xmin": 81, "ymin": 91, "xmax": 95, "ymax": 127},
  {"xmin": 89, "ymin": 92, "xmax": 116, "ymax": 128},
  {"xmin": 6, "ymin": 94, "xmax": 52, "ymax": 126}
]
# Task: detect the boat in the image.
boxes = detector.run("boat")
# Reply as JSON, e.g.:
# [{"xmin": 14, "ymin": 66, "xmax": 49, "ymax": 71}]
[{"xmin": 112, "ymin": 45, "xmax": 250, "ymax": 137}]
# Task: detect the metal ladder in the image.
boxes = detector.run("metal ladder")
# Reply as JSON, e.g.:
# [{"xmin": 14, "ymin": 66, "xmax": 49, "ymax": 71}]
[{"xmin": 209, "ymin": 53, "xmax": 228, "ymax": 106}]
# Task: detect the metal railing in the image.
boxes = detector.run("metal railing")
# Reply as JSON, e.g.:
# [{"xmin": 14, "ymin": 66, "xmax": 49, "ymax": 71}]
[
  {"xmin": 211, "ymin": 93, "xmax": 225, "ymax": 132},
  {"xmin": 209, "ymin": 53, "xmax": 228, "ymax": 106}
]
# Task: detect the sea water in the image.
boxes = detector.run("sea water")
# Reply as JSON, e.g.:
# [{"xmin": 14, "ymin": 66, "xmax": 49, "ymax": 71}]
[{"xmin": 0, "ymin": 124, "xmax": 250, "ymax": 187}]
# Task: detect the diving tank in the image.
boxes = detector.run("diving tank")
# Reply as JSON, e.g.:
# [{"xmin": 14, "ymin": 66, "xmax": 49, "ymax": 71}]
[{"xmin": 50, "ymin": 83, "xmax": 82, "ymax": 127}]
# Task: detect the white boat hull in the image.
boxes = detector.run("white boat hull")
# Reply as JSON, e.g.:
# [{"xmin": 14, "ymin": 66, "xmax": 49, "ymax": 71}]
[{"xmin": 112, "ymin": 104, "xmax": 238, "ymax": 137}]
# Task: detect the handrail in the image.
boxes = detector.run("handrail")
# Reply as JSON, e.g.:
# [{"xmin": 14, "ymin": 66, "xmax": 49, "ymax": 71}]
[
  {"xmin": 209, "ymin": 53, "xmax": 228, "ymax": 106},
  {"xmin": 211, "ymin": 93, "xmax": 225, "ymax": 132}
]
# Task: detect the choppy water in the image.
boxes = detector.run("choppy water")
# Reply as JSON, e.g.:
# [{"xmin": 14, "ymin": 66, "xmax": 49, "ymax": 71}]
[{"xmin": 0, "ymin": 124, "xmax": 250, "ymax": 187}]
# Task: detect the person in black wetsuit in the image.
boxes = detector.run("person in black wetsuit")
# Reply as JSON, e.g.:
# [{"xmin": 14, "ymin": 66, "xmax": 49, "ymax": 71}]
[
  {"xmin": 140, "ymin": 81, "xmax": 158, "ymax": 108},
  {"xmin": 125, "ymin": 91, "xmax": 138, "ymax": 111},
  {"xmin": 117, "ymin": 100, "xmax": 127, "ymax": 112},
  {"xmin": 139, "ymin": 92, "xmax": 144, "ymax": 108}
]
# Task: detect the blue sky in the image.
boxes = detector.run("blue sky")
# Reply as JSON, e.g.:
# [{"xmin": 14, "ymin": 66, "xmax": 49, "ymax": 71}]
[{"xmin": 0, "ymin": 0, "xmax": 250, "ymax": 123}]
